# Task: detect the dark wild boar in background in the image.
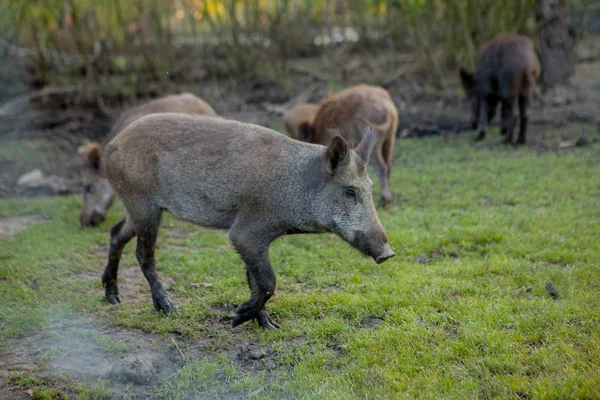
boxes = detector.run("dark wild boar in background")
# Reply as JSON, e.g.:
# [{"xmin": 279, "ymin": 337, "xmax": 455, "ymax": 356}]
[
  {"xmin": 283, "ymin": 103, "xmax": 319, "ymax": 140},
  {"xmin": 298, "ymin": 85, "xmax": 399, "ymax": 208},
  {"xmin": 459, "ymin": 35, "xmax": 540, "ymax": 144},
  {"xmin": 101, "ymin": 114, "xmax": 395, "ymax": 330},
  {"xmin": 79, "ymin": 93, "xmax": 217, "ymax": 227}
]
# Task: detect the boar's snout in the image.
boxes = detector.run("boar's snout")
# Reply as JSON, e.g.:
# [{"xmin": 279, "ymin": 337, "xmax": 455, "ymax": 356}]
[
  {"xmin": 375, "ymin": 243, "xmax": 396, "ymax": 264},
  {"xmin": 351, "ymin": 229, "xmax": 395, "ymax": 264},
  {"xmin": 80, "ymin": 210, "xmax": 105, "ymax": 227}
]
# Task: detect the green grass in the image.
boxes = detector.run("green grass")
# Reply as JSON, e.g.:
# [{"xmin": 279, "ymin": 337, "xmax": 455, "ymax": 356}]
[
  {"xmin": 1, "ymin": 132, "xmax": 599, "ymax": 399},
  {"xmin": 8, "ymin": 373, "xmax": 111, "ymax": 399}
]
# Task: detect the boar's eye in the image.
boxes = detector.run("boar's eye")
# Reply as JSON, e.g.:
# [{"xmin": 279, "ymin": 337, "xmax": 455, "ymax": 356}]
[
  {"xmin": 84, "ymin": 184, "xmax": 94, "ymax": 193},
  {"xmin": 345, "ymin": 187, "xmax": 357, "ymax": 199}
]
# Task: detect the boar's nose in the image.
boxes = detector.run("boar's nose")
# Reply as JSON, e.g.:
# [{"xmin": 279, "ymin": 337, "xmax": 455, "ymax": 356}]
[
  {"xmin": 375, "ymin": 243, "xmax": 396, "ymax": 264},
  {"xmin": 81, "ymin": 211, "xmax": 104, "ymax": 227},
  {"xmin": 89, "ymin": 211, "xmax": 105, "ymax": 227}
]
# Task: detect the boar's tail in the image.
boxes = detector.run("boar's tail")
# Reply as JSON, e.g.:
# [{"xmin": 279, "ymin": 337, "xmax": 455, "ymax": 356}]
[{"xmin": 357, "ymin": 110, "xmax": 392, "ymax": 135}]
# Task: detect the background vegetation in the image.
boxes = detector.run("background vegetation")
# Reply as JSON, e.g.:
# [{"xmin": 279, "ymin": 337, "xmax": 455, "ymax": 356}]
[{"xmin": 3, "ymin": 0, "xmax": 595, "ymax": 97}]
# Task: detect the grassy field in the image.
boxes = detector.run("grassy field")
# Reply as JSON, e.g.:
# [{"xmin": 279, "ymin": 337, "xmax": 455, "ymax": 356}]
[{"xmin": 1, "ymin": 129, "xmax": 599, "ymax": 399}]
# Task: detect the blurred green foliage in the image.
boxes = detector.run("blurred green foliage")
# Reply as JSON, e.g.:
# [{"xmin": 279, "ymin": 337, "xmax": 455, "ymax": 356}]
[{"xmin": 0, "ymin": 0, "xmax": 576, "ymax": 91}]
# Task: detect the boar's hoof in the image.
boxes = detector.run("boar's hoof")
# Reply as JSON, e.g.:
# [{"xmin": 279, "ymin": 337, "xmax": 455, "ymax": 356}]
[
  {"xmin": 106, "ymin": 294, "xmax": 121, "ymax": 304},
  {"xmin": 152, "ymin": 293, "xmax": 177, "ymax": 314},
  {"xmin": 102, "ymin": 277, "xmax": 121, "ymax": 304},
  {"xmin": 233, "ymin": 307, "xmax": 281, "ymax": 330},
  {"xmin": 257, "ymin": 310, "xmax": 281, "ymax": 330},
  {"xmin": 378, "ymin": 196, "xmax": 392, "ymax": 209}
]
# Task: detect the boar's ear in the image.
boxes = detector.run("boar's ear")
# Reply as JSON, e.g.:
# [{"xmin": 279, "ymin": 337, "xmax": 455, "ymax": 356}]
[
  {"xmin": 78, "ymin": 142, "xmax": 102, "ymax": 170},
  {"xmin": 323, "ymin": 135, "xmax": 350, "ymax": 175},
  {"xmin": 356, "ymin": 127, "xmax": 377, "ymax": 163},
  {"xmin": 298, "ymin": 122, "xmax": 314, "ymax": 143},
  {"xmin": 459, "ymin": 67, "xmax": 475, "ymax": 94}
]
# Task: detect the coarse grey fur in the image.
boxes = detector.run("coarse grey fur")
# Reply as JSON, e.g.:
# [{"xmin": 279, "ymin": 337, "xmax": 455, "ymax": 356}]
[{"xmin": 101, "ymin": 113, "xmax": 395, "ymax": 329}]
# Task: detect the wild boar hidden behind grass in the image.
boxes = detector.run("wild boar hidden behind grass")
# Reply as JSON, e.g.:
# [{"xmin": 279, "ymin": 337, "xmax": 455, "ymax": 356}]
[
  {"xmin": 79, "ymin": 93, "xmax": 217, "ymax": 227},
  {"xmin": 101, "ymin": 114, "xmax": 395, "ymax": 329}
]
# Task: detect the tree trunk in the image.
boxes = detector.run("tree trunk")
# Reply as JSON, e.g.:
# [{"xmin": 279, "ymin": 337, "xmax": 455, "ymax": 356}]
[{"xmin": 535, "ymin": 0, "xmax": 576, "ymax": 88}]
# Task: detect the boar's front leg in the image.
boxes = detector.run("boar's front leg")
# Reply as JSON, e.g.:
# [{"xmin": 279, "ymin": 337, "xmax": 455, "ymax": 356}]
[{"xmin": 229, "ymin": 221, "xmax": 280, "ymax": 330}]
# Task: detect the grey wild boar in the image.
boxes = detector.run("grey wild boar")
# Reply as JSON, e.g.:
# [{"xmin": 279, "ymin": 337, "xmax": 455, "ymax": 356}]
[
  {"xmin": 79, "ymin": 93, "xmax": 217, "ymax": 226},
  {"xmin": 298, "ymin": 85, "xmax": 398, "ymax": 207},
  {"xmin": 101, "ymin": 113, "xmax": 396, "ymax": 329},
  {"xmin": 459, "ymin": 35, "xmax": 540, "ymax": 144},
  {"xmin": 283, "ymin": 103, "xmax": 319, "ymax": 140}
]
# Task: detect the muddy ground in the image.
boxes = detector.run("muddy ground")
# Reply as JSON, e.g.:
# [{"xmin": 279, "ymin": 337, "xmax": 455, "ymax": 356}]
[{"xmin": 0, "ymin": 315, "xmax": 282, "ymax": 398}]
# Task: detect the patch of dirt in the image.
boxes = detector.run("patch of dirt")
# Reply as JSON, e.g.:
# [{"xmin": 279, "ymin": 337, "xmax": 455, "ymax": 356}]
[
  {"xmin": 323, "ymin": 283, "xmax": 344, "ymax": 292},
  {"xmin": 359, "ymin": 316, "xmax": 384, "ymax": 329},
  {"xmin": 0, "ymin": 215, "xmax": 43, "ymax": 240},
  {"xmin": 231, "ymin": 341, "xmax": 277, "ymax": 371},
  {"xmin": 0, "ymin": 379, "xmax": 29, "ymax": 400},
  {"xmin": 94, "ymin": 243, "xmax": 108, "ymax": 256},
  {"xmin": 0, "ymin": 314, "xmax": 291, "ymax": 399},
  {"xmin": 0, "ymin": 317, "xmax": 184, "ymax": 399}
]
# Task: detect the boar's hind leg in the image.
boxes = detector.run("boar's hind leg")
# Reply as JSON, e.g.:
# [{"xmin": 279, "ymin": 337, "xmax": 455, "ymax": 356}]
[
  {"xmin": 102, "ymin": 217, "xmax": 136, "ymax": 304},
  {"xmin": 474, "ymin": 100, "xmax": 488, "ymax": 141},
  {"xmin": 134, "ymin": 207, "xmax": 176, "ymax": 314},
  {"xmin": 517, "ymin": 95, "xmax": 529, "ymax": 145},
  {"xmin": 501, "ymin": 97, "xmax": 516, "ymax": 144},
  {"xmin": 375, "ymin": 144, "xmax": 392, "ymax": 208},
  {"xmin": 229, "ymin": 224, "xmax": 280, "ymax": 330}
]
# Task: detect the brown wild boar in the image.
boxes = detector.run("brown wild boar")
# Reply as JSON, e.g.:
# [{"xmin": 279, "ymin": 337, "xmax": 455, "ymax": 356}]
[
  {"xmin": 79, "ymin": 93, "xmax": 217, "ymax": 226},
  {"xmin": 459, "ymin": 35, "xmax": 540, "ymax": 144},
  {"xmin": 101, "ymin": 113, "xmax": 396, "ymax": 329},
  {"xmin": 298, "ymin": 85, "xmax": 398, "ymax": 207},
  {"xmin": 283, "ymin": 103, "xmax": 319, "ymax": 140}
]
